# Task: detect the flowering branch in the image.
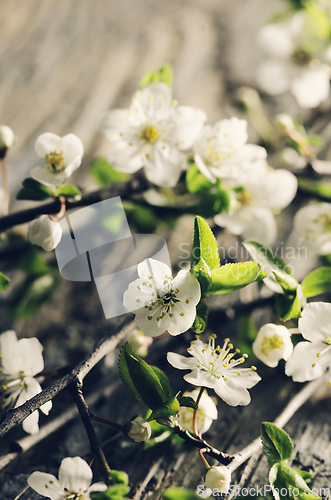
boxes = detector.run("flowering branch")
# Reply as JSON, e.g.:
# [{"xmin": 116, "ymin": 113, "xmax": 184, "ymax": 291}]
[
  {"xmin": 0, "ymin": 172, "xmax": 148, "ymax": 233},
  {"xmin": 0, "ymin": 317, "xmax": 134, "ymax": 438}
]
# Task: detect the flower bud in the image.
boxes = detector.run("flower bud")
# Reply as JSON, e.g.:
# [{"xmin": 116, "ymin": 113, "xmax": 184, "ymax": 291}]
[
  {"xmin": 176, "ymin": 389, "xmax": 217, "ymax": 435},
  {"xmin": 126, "ymin": 416, "xmax": 151, "ymax": 442},
  {"xmin": 126, "ymin": 330, "xmax": 153, "ymax": 358},
  {"xmin": 0, "ymin": 125, "xmax": 15, "ymax": 158},
  {"xmin": 274, "ymin": 114, "xmax": 295, "ymax": 136},
  {"xmin": 28, "ymin": 215, "xmax": 62, "ymax": 251},
  {"xmin": 205, "ymin": 466, "xmax": 231, "ymax": 494},
  {"xmin": 252, "ymin": 323, "xmax": 293, "ymax": 368}
]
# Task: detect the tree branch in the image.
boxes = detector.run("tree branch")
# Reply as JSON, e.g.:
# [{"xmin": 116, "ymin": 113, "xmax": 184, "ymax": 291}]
[
  {"xmin": 0, "ymin": 173, "xmax": 148, "ymax": 233},
  {"xmin": 0, "ymin": 317, "xmax": 134, "ymax": 438}
]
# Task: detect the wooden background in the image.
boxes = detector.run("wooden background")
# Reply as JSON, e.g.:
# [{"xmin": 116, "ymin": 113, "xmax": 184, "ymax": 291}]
[{"xmin": 0, "ymin": 0, "xmax": 331, "ymax": 499}]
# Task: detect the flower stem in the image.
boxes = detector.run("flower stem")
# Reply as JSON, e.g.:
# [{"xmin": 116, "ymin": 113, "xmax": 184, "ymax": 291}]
[
  {"xmin": 1, "ymin": 158, "xmax": 9, "ymax": 216},
  {"xmin": 50, "ymin": 195, "xmax": 66, "ymax": 221},
  {"xmin": 193, "ymin": 387, "xmax": 204, "ymax": 436},
  {"xmin": 91, "ymin": 414, "xmax": 124, "ymax": 432},
  {"xmin": 199, "ymin": 448, "xmax": 210, "ymax": 469}
]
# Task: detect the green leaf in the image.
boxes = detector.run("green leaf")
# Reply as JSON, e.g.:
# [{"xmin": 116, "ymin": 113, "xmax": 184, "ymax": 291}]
[
  {"xmin": 209, "ymin": 262, "xmax": 262, "ymax": 294},
  {"xmin": 162, "ymin": 488, "xmax": 200, "ymax": 500},
  {"xmin": 9, "ymin": 273, "xmax": 58, "ymax": 319},
  {"xmin": 148, "ymin": 396, "xmax": 180, "ymax": 422},
  {"xmin": 308, "ymin": 134, "xmax": 325, "ymax": 148},
  {"xmin": 275, "ymin": 291, "xmax": 301, "ymax": 321},
  {"xmin": 109, "ymin": 470, "xmax": 129, "ymax": 485},
  {"xmin": 90, "ymin": 158, "xmax": 129, "ymax": 187},
  {"xmin": 195, "ymin": 189, "xmax": 231, "ymax": 219},
  {"xmin": 191, "ymin": 258, "xmax": 212, "ymax": 297},
  {"xmin": 0, "ymin": 271, "xmax": 10, "ymax": 292},
  {"xmin": 298, "ymin": 177, "xmax": 331, "ymax": 200},
  {"xmin": 261, "ymin": 422, "xmax": 293, "ymax": 467},
  {"xmin": 118, "ymin": 343, "xmax": 166, "ymax": 409},
  {"xmin": 19, "ymin": 247, "xmax": 50, "ymax": 276},
  {"xmin": 177, "ymin": 395, "xmax": 198, "ymax": 410},
  {"xmin": 301, "ymin": 267, "xmax": 331, "ymax": 297},
  {"xmin": 273, "ymin": 271, "xmax": 298, "ymax": 293},
  {"xmin": 186, "ymin": 164, "xmax": 214, "ymax": 193},
  {"xmin": 151, "ymin": 366, "xmax": 172, "ymax": 400},
  {"xmin": 123, "ymin": 201, "xmax": 158, "ymax": 233},
  {"xmin": 292, "ymin": 469, "xmax": 313, "ymax": 481},
  {"xmin": 244, "ymin": 240, "xmax": 297, "ymax": 293},
  {"xmin": 191, "ymin": 303, "xmax": 210, "ymax": 334},
  {"xmin": 139, "ymin": 64, "xmax": 173, "ymax": 88},
  {"xmin": 269, "ymin": 463, "xmax": 320, "ymax": 500},
  {"xmin": 90, "ymin": 483, "xmax": 130, "ymax": 500},
  {"xmin": 54, "ymin": 184, "xmax": 82, "ymax": 200},
  {"xmin": 17, "ymin": 178, "xmax": 54, "ymax": 201},
  {"xmin": 191, "ymin": 216, "xmax": 220, "ymax": 271}
]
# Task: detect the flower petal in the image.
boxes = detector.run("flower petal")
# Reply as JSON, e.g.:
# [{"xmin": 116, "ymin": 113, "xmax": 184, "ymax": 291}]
[
  {"xmin": 170, "ymin": 106, "xmax": 206, "ymax": 150},
  {"xmin": 22, "ymin": 410, "xmax": 40, "ymax": 435},
  {"xmin": 194, "ymin": 154, "xmax": 217, "ymax": 183},
  {"xmin": 30, "ymin": 166, "xmax": 67, "ymax": 187},
  {"xmin": 16, "ymin": 337, "xmax": 44, "ymax": 376},
  {"xmin": 291, "ymin": 65, "xmax": 330, "ymax": 108},
  {"xmin": 134, "ymin": 308, "xmax": 172, "ymax": 337},
  {"xmin": 40, "ymin": 399, "xmax": 53, "ymax": 415},
  {"xmin": 35, "ymin": 133, "xmax": 61, "ymax": 158},
  {"xmin": 242, "ymin": 207, "xmax": 277, "ymax": 246},
  {"xmin": 285, "ymin": 340, "xmax": 329, "ymax": 382},
  {"xmin": 143, "ymin": 145, "xmax": 183, "ymax": 187},
  {"xmin": 137, "ymin": 258, "xmax": 171, "ymax": 284},
  {"xmin": 58, "ymin": 456, "xmax": 92, "ymax": 492},
  {"xmin": 299, "ymin": 302, "xmax": 331, "ymax": 343},
  {"xmin": 213, "ymin": 377, "xmax": 251, "ymax": 406},
  {"xmin": 167, "ymin": 352, "xmax": 197, "ymax": 370},
  {"xmin": 60, "ymin": 134, "xmax": 84, "ymax": 165},
  {"xmin": 257, "ymin": 23, "xmax": 294, "ymax": 58},
  {"xmin": 0, "ymin": 330, "xmax": 19, "ymax": 374},
  {"xmin": 88, "ymin": 483, "xmax": 108, "ymax": 493},
  {"xmin": 107, "ymin": 140, "xmax": 144, "ymax": 173},
  {"xmin": 16, "ymin": 377, "xmax": 42, "ymax": 407},
  {"xmin": 101, "ymin": 109, "xmax": 136, "ymax": 142},
  {"xmin": 173, "ymin": 270, "xmax": 201, "ymax": 306},
  {"xmin": 64, "ymin": 156, "xmax": 82, "ymax": 178},
  {"xmin": 28, "ymin": 471, "xmax": 64, "ymax": 500},
  {"xmin": 256, "ymin": 59, "xmax": 292, "ymax": 95}
]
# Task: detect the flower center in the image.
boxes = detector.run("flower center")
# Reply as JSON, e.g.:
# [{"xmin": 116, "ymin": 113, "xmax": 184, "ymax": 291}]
[
  {"xmin": 314, "ymin": 213, "xmax": 331, "ymax": 234},
  {"xmin": 237, "ymin": 189, "xmax": 253, "ymax": 206},
  {"xmin": 261, "ymin": 334, "xmax": 284, "ymax": 356},
  {"xmin": 140, "ymin": 125, "xmax": 160, "ymax": 144},
  {"xmin": 203, "ymin": 144, "xmax": 234, "ymax": 167},
  {"xmin": 45, "ymin": 150, "xmax": 65, "ymax": 172},
  {"xmin": 291, "ymin": 48, "xmax": 312, "ymax": 67}
]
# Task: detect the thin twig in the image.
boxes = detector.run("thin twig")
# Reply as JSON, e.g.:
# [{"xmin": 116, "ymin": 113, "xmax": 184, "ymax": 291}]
[
  {"xmin": 193, "ymin": 387, "xmax": 204, "ymax": 437},
  {"xmin": 0, "ymin": 317, "xmax": 134, "ymax": 438},
  {"xmin": 70, "ymin": 379, "xmax": 111, "ymax": 483},
  {"xmin": 91, "ymin": 414, "xmax": 124, "ymax": 432}
]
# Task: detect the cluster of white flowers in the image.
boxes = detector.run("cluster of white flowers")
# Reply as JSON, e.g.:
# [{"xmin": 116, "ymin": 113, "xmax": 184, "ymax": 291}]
[
  {"xmin": 123, "ymin": 258, "xmax": 201, "ymax": 337},
  {"xmin": 28, "ymin": 456, "xmax": 107, "ymax": 500},
  {"xmin": 167, "ymin": 334, "xmax": 261, "ymax": 407},
  {"xmin": 0, "ymin": 330, "xmax": 51, "ymax": 434},
  {"xmin": 256, "ymin": 11, "xmax": 331, "ymax": 108}
]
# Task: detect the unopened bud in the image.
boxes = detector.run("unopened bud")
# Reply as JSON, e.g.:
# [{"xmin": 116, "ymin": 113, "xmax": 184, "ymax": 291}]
[
  {"xmin": 205, "ymin": 466, "xmax": 231, "ymax": 494},
  {"xmin": 126, "ymin": 416, "xmax": 151, "ymax": 442},
  {"xmin": 28, "ymin": 214, "xmax": 62, "ymax": 251},
  {"xmin": 274, "ymin": 114, "xmax": 295, "ymax": 136},
  {"xmin": 0, "ymin": 125, "xmax": 15, "ymax": 158},
  {"xmin": 126, "ymin": 330, "xmax": 153, "ymax": 358}
]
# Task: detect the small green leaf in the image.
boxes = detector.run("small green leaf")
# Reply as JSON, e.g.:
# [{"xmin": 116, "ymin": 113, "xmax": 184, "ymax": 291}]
[
  {"xmin": 148, "ymin": 396, "xmax": 180, "ymax": 422},
  {"xmin": 191, "ymin": 216, "xmax": 220, "ymax": 271},
  {"xmin": 292, "ymin": 469, "xmax": 313, "ymax": 481},
  {"xmin": 186, "ymin": 163, "xmax": 214, "ymax": 194},
  {"xmin": 177, "ymin": 395, "xmax": 198, "ymax": 410},
  {"xmin": 298, "ymin": 177, "xmax": 331, "ymax": 200},
  {"xmin": 275, "ymin": 291, "xmax": 301, "ymax": 321},
  {"xmin": 195, "ymin": 189, "xmax": 231, "ymax": 219},
  {"xmin": 261, "ymin": 422, "xmax": 293, "ymax": 467},
  {"xmin": 269, "ymin": 463, "xmax": 320, "ymax": 500},
  {"xmin": 0, "ymin": 271, "xmax": 10, "ymax": 292},
  {"xmin": 273, "ymin": 271, "xmax": 298, "ymax": 293},
  {"xmin": 151, "ymin": 366, "xmax": 172, "ymax": 400},
  {"xmin": 162, "ymin": 488, "xmax": 200, "ymax": 500},
  {"xmin": 54, "ymin": 184, "xmax": 82, "ymax": 200},
  {"xmin": 118, "ymin": 343, "xmax": 166, "ymax": 409},
  {"xmin": 209, "ymin": 262, "xmax": 262, "ymax": 294},
  {"xmin": 139, "ymin": 64, "xmax": 173, "ymax": 88},
  {"xmin": 191, "ymin": 258, "xmax": 212, "ymax": 297},
  {"xmin": 90, "ymin": 158, "xmax": 129, "ymax": 187},
  {"xmin": 301, "ymin": 267, "xmax": 331, "ymax": 297},
  {"xmin": 109, "ymin": 470, "xmax": 129, "ymax": 485},
  {"xmin": 191, "ymin": 303, "xmax": 210, "ymax": 334},
  {"xmin": 90, "ymin": 483, "xmax": 130, "ymax": 500},
  {"xmin": 17, "ymin": 178, "xmax": 54, "ymax": 201},
  {"xmin": 9, "ymin": 273, "xmax": 58, "ymax": 319}
]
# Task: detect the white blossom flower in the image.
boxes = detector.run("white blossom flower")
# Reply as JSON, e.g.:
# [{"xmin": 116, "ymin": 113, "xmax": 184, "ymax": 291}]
[
  {"xmin": 214, "ymin": 162, "xmax": 297, "ymax": 245},
  {"xmin": 28, "ymin": 214, "xmax": 63, "ymax": 251},
  {"xmin": 101, "ymin": 82, "xmax": 206, "ymax": 187},
  {"xmin": 30, "ymin": 133, "xmax": 84, "ymax": 187},
  {"xmin": 123, "ymin": 258, "xmax": 201, "ymax": 337},
  {"xmin": 253, "ymin": 324, "xmax": 293, "ymax": 368},
  {"xmin": 256, "ymin": 13, "xmax": 331, "ymax": 108},
  {"xmin": 0, "ymin": 330, "xmax": 52, "ymax": 434},
  {"xmin": 176, "ymin": 389, "xmax": 217, "ymax": 435},
  {"xmin": 126, "ymin": 416, "xmax": 151, "ymax": 442},
  {"xmin": 167, "ymin": 335, "xmax": 261, "ymax": 406},
  {"xmin": 294, "ymin": 202, "xmax": 331, "ymax": 255},
  {"xmin": 0, "ymin": 125, "xmax": 15, "ymax": 158},
  {"xmin": 285, "ymin": 302, "xmax": 331, "ymax": 383},
  {"xmin": 27, "ymin": 456, "xmax": 107, "ymax": 499},
  {"xmin": 193, "ymin": 118, "xmax": 267, "ymax": 183},
  {"xmin": 205, "ymin": 466, "xmax": 231, "ymax": 494}
]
